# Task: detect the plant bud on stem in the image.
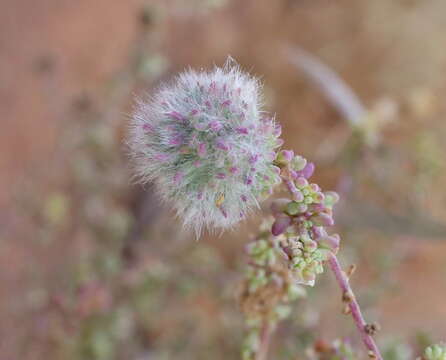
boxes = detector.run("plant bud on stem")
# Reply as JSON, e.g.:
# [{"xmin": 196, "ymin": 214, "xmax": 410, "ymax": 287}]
[{"xmin": 277, "ymin": 153, "xmax": 383, "ymax": 360}]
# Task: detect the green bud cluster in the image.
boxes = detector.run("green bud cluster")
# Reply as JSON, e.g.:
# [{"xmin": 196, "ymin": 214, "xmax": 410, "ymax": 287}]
[
  {"xmin": 271, "ymin": 152, "xmax": 340, "ymax": 286},
  {"xmin": 280, "ymin": 233, "xmax": 331, "ymax": 286},
  {"xmin": 241, "ymin": 220, "xmax": 306, "ymax": 360},
  {"xmin": 424, "ymin": 343, "xmax": 446, "ymax": 360},
  {"xmin": 244, "ymin": 231, "xmax": 305, "ymax": 304},
  {"xmin": 245, "ymin": 238, "xmax": 275, "ymax": 292}
]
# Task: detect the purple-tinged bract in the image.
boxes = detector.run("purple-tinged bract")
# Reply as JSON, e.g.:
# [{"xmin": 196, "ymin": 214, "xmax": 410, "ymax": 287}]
[{"xmin": 128, "ymin": 60, "xmax": 282, "ymax": 235}]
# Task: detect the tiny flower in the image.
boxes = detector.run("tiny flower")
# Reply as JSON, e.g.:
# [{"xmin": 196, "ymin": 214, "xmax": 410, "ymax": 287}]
[
  {"xmin": 236, "ymin": 127, "xmax": 249, "ymax": 135},
  {"xmin": 215, "ymin": 138, "xmax": 230, "ymax": 151},
  {"xmin": 272, "ymin": 215, "xmax": 292, "ymax": 236},
  {"xmin": 249, "ymin": 154, "xmax": 260, "ymax": 165},
  {"xmin": 168, "ymin": 111, "xmax": 185, "ymax": 122},
  {"xmin": 173, "ymin": 171, "xmax": 184, "ymax": 184},
  {"xmin": 291, "ymin": 155, "xmax": 306, "ymax": 171},
  {"xmin": 128, "ymin": 59, "xmax": 282, "ymax": 235},
  {"xmin": 301, "ymin": 162, "xmax": 315, "ymax": 179},
  {"xmin": 285, "ymin": 201, "xmax": 302, "ymax": 215},
  {"xmin": 324, "ymin": 191, "xmax": 340, "ymax": 207},
  {"xmin": 275, "ymin": 150, "xmax": 294, "ymax": 166},
  {"xmin": 209, "ymin": 120, "xmax": 223, "ymax": 131},
  {"xmin": 295, "ymin": 177, "xmax": 308, "ymax": 188},
  {"xmin": 197, "ymin": 143, "xmax": 207, "ymax": 157},
  {"xmin": 311, "ymin": 213, "xmax": 334, "ymax": 227},
  {"xmin": 317, "ymin": 234, "xmax": 340, "ymax": 253}
]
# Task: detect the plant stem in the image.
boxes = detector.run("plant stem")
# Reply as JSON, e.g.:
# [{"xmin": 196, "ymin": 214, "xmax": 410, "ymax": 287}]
[
  {"xmin": 281, "ymin": 171, "xmax": 383, "ymax": 359},
  {"xmin": 257, "ymin": 322, "xmax": 273, "ymax": 360},
  {"xmin": 327, "ymin": 254, "xmax": 383, "ymax": 360}
]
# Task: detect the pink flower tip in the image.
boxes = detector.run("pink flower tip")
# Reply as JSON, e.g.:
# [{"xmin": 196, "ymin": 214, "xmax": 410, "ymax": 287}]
[
  {"xmin": 301, "ymin": 162, "xmax": 315, "ymax": 179},
  {"xmin": 272, "ymin": 216, "xmax": 292, "ymax": 236},
  {"xmin": 235, "ymin": 127, "xmax": 249, "ymax": 135}
]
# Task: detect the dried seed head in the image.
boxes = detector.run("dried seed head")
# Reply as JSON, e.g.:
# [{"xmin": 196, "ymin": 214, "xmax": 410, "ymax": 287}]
[
  {"xmin": 128, "ymin": 59, "xmax": 282, "ymax": 235},
  {"xmin": 342, "ymin": 290, "xmax": 354, "ymax": 303},
  {"xmin": 364, "ymin": 322, "xmax": 381, "ymax": 336}
]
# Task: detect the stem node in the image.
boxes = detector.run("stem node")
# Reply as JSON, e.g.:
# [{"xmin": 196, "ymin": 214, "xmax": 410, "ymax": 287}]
[
  {"xmin": 342, "ymin": 290, "xmax": 354, "ymax": 303},
  {"xmin": 365, "ymin": 322, "xmax": 381, "ymax": 336},
  {"xmin": 346, "ymin": 264, "xmax": 357, "ymax": 277}
]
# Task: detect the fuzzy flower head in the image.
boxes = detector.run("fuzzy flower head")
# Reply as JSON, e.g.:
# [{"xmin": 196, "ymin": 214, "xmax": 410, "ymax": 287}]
[{"xmin": 129, "ymin": 60, "xmax": 282, "ymax": 235}]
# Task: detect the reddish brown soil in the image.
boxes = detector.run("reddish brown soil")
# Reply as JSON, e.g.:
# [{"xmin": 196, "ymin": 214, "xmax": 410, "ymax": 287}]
[{"xmin": 1, "ymin": 1, "xmax": 445, "ymax": 358}]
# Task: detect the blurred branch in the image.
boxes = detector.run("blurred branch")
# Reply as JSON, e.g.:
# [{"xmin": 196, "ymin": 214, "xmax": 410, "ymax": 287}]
[
  {"xmin": 257, "ymin": 322, "xmax": 273, "ymax": 360},
  {"xmin": 122, "ymin": 186, "xmax": 161, "ymax": 265},
  {"xmin": 283, "ymin": 45, "xmax": 367, "ymax": 128},
  {"xmin": 284, "ymin": 46, "xmax": 444, "ymax": 241}
]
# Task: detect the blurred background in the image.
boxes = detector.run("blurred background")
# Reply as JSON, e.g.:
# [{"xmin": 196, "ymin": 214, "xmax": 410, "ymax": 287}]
[{"xmin": 1, "ymin": 0, "xmax": 446, "ymax": 359}]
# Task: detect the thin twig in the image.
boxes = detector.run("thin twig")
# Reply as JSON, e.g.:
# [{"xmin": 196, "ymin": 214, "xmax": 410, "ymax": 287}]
[
  {"xmin": 257, "ymin": 322, "xmax": 273, "ymax": 360},
  {"xmin": 328, "ymin": 254, "xmax": 383, "ymax": 360},
  {"xmin": 283, "ymin": 46, "xmax": 366, "ymax": 127}
]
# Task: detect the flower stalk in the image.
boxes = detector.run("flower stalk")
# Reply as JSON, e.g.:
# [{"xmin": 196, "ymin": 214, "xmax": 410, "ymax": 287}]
[
  {"xmin": 327, "ymin": 254, "xmax": 383, "ymax": 360},
  {"xmin": 278, "ymin": 150, "xmax": 383, "ymax": 360},
  {"xmin": 257, "ymin": 322, "xmax": 273, "ymax": 360}
]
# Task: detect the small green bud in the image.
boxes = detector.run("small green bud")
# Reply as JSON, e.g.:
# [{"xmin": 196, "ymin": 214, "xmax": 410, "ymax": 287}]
[
  {"xmin": 313, "ymin": 192, "xmax": 325, "ymax": 203},
  {"xmin": 285, "ymin": 201, "xmax": 301, "ymax": 216},
  {"xmin": 275, "ymin": 150, "xmax": 294, "ymax": 167},
  {"xmin": 300, "ymin": 234, "xmax": 311, "ymax": 244},
  {"xmin": 304, "ymin": 240, "xmax": 318, "ymax": 252},
  {"xmin": 424, "ymin": 343, "xmax": 446, "ymax": 360},
  {"xmin": 291, "ymin": 248, "xmax": 303, "ymax": 257},
  {"xmin": 324, "ymin": 191, "xmax": 340, "ymax": 207},
  {"xmin": 318, "ymin": 234, "xmax": 340, "ymax": 253},
  {"xmin": 275, "ymin": 305, "xmax": 292, "ymax": 320},
  {"xmin": 272, "ymin": 215, "xmax": 292, "ymax": 236},
  {"xmin": 291, "ymin": 155, "xmax": 307, "ymax": 171},
  {"xmin": 311, "ymin": 213, "xmax": 334, "ymax": 226},
  {"xmin": 292, "ymin": 258, "xmax": 305, "ymax": 268},
  {"xmin": 295, "ymin": 177, "xmax": 308, "ymax": 188},
  {"xmin": 287, "ymin": 283, "xmax": 306, "ymax": 300}
]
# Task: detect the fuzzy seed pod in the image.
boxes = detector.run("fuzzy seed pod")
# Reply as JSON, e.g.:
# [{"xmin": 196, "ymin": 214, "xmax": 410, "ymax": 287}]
[{"xmin": 128, "ymin": 60, "xmax": 282, "ymax": 235}]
